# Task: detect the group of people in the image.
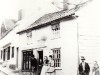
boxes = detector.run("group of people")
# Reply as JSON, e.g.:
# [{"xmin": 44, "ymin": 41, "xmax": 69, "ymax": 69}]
[
  {"xmin": 31, "ymin": 54, "xmax": 54, "ymax": 75},
  {"xmin": 79, "ymin": 56, "xmax": 99, "ymax": 75}
]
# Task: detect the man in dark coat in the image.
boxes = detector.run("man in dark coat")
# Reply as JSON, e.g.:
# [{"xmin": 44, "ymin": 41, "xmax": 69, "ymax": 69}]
[
  {"xmin": 31, "ymin": 54, "xmax": 37, "ymax": 75},
  {"xmin": 79, "ymin": 56, "xmax": 90, "ymax": 75}
]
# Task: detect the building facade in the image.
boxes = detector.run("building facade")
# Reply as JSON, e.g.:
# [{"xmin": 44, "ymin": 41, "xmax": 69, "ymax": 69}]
[
  {"xmin": 0, "ymin": 19, "xmax": 19, "ymax": 71},
  {"xmin": 17, "ymin": 9, "xmax": 78, "ymax": 75}
]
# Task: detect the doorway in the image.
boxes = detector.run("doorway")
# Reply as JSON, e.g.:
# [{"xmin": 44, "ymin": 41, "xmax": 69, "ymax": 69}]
[{"xmin": 38, "ymin": 51, "xmax": 43, "ymax": 75}]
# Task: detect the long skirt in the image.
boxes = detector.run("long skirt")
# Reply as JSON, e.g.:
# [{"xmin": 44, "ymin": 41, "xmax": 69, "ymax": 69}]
[
  {"xmin": 40, "ymin": 65, "xmax": 48, "ymax": 75},
  {"xmin": 95, "ymin": 69, "xmax": 99, "ymax": 75}
]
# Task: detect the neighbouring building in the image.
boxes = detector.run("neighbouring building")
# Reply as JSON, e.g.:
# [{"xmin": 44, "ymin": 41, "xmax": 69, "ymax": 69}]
[{"xmin": 0, "ymin": 19, "xmax": 19, "ymax": 70}]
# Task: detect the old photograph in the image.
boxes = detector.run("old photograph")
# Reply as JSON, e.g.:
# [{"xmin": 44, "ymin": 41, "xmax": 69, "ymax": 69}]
[{"xmin": 0, "ymin": 0, "xmax": 99, "ymax": 75}]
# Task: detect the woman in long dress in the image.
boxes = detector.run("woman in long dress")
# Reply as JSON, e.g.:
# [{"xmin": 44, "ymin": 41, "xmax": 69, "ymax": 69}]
[
  {"xmin": 47, "ymin": 55, "xmax": 55, "ymax": 75},
  {"xmin": 40, "ymin": 56, "xmax": 49, "ymax": 75},
  {"xmin": 92, "ymin": 61, "xmax": 100, "ymax": 75}
]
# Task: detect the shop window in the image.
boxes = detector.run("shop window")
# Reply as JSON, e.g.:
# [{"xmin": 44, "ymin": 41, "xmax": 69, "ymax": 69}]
[
  {"xmin": 22, "ymin": 50, "xmax": 33, "ymax": 71},
  {"xmin": 52, "ymin": 48, "xmax": 61, "ymax": 67},
  {"xmin": 26, "ymin": 31, "xmax": 32, "ymax": 45},
  {"xmin": 7, "ymin": 46, "xmax": 10, "ymax": 60},
  {"xmin": 12, "ymin": 47, "xmax": 14, "ymax": 58},
  {"xmin": 51, "ymin": 22, "xmax": 60, "ymax": 39}
]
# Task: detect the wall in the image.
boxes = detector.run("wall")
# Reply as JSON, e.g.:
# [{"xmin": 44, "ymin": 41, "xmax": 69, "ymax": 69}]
[
  {"xmin": 0, "ymin": 25, "xmax": 19, "ymax": 69},
  {"xmin": 60, "ymin": 19, "xmax": 78, "ymax": 75}
]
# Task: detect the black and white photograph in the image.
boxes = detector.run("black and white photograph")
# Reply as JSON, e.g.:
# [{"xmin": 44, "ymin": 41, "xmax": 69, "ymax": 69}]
[{"xmin": 0, "ymin": 0, "xmax": 99, "ymax": 75}]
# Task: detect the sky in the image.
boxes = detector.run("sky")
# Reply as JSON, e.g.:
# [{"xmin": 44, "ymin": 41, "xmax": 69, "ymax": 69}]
[
  {"xmin": 0, "ymin": 0, "xmax": 19, "ymax": 19},
  {"xmin": 0, "ymin": 0, "xmax": 82, "ymax": 21}
]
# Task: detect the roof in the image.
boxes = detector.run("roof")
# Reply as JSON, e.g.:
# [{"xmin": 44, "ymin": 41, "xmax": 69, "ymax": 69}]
[
  {"xmin": 17, "ymin": 0, "xmax": 92, "ymax": 34},
  {"xmin": 29, "ymin": 9, "xmax": 75, "ymax": 28},
  {"xmin": 0, "ymin": 19, "xmax": 16, "ymax": 39},
  {"xmin": 17, "ymin": 9, "xmax": 76, "ymax": 34}
]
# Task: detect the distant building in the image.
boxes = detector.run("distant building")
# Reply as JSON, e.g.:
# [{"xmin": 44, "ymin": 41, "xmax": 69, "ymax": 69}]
[{"xmin": 0, "ymin": 19, "xmax": 18, "ymax": 69}]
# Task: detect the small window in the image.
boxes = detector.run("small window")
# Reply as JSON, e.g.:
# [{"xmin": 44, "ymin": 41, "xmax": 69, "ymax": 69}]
[
  {"xmin": 51, "ymin": 22, "xmax": 60, "ymax": 39},
  {"xmin": 51, "ymin": 23, "xmax": 60, "ymax": 31},
  {"xmin": 26, "ymin": 31, "xmax": 32, "ymax": 44},
  {"xmin": 52, "ymin": 48, "xmax": 61, "ymax": 67},
  {"xmin": 12, "ymin": 47, "xmax": 14, "ymax": 58}
]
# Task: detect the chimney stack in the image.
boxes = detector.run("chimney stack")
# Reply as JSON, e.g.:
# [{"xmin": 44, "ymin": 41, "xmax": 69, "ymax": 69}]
[
  {"xmin": 63, "ymin": 0, "xmax": 68, "ymax": 10},
  {"xmin": 18, "ymin": 9, "xmax": 23, "ymax": 21}
]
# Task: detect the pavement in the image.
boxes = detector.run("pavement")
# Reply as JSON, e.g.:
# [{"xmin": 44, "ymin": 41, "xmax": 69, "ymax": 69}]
[
  {"xmin": 0, "ymin": 64, "xmax": 20, "ymax": 75},
  {"xmin": 0, "ymin": 71, "xmax": 7, "ymax": 75}
]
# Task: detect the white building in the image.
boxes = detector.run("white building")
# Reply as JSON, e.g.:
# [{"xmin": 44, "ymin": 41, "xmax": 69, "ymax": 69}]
[
  {"xmin": 17, "ymin": 9, "xmax": 78, "ymax": 75},
  {"xmin": 0, "ymin": 1, "xmax": 60, "ymax": 74}
]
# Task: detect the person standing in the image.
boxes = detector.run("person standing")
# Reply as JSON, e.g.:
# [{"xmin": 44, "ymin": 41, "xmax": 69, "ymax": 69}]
[
  {"xmin": 92, "ymin": 61, "xmax": 99, "ymax": 75},
  {"xmin": 40, "ymin": 56, "xmax": 49, "ymax": 75},
  {"xmin": 31, "ymin": 54, "xmax": 37, "ymax": 75},
  {"xmin": 79, "ymin": 56, "xmax": 90, "ymax": 75},
  {"xmin": 38, "ymin": 59, "xmax": 43, "ymax": 75},
  {"xmin": 47, "ymin": 55, "xmax": 55, "ymax": 75}
]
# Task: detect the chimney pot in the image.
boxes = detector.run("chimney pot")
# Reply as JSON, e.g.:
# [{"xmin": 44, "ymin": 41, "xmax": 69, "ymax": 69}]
[{"xmin": 63, "ymin": 0, "xmax": 68, "ymax": 10}]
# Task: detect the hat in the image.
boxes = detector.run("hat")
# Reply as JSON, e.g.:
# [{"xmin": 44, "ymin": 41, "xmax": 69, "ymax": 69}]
[{"xmin": 81, "ymin": 56, "xmax": 85, "ymax": 60}]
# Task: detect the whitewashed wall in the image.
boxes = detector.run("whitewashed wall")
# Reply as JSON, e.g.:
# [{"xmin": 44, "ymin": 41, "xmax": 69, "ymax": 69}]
[
  {"xmin": 18, "ymin": 18, "xmax": 78, "ymax": 75},
  {"xmin": 61, "ymin": 19, "xmax": 78, "ymax": 75}
]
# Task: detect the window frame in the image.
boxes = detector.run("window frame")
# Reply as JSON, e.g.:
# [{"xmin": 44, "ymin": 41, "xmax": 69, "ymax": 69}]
[
  {"xmin": 51, "ymin": 47, "xmax": 61, "ymax": 69},
  {"xmin": 51, "ymin": 22, "xmax": 60, "ymax": 39}
]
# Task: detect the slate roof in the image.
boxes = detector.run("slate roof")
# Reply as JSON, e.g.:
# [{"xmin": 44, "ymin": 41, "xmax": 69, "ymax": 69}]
[
  {"xmin": 17, "ymin": 0, "xmax": 92, "ymax": 34},
  {"xmin": 17, "ymin": 9, "xmax": 76, "ymax": 34}
]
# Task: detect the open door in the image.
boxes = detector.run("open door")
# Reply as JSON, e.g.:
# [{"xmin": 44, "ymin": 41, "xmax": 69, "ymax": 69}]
[{"xmin": 38, "ymin": 51, "xmax": 43, "ymax": 75}]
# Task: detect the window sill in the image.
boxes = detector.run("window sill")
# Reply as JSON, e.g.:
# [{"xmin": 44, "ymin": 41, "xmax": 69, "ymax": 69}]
[{"xmin": 54, "ymin": 67, "xmax": 62, "ymax": 70}]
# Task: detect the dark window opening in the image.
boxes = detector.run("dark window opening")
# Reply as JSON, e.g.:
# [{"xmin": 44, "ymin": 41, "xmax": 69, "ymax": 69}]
[
  {"xmin": 12, "ymin": 47, "xmax": 14, "ymax": 58},
  {"xmin": 1, "ymin": 51, "xmax": 2, "ymax": 59},
  {"xmin": 3, "ymin": 49, "xmax": 5, "ymax": 61},
  {"xmin": 7, "ymin": 46, "xmax": 10, "ymax": 60}
]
